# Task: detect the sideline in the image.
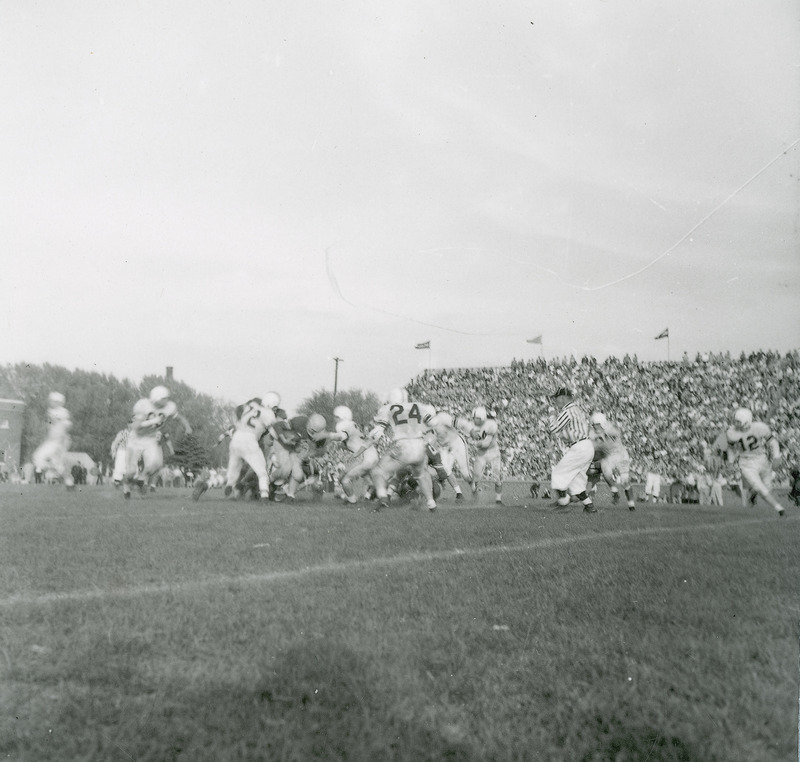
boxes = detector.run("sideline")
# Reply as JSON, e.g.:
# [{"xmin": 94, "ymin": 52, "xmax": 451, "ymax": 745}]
[{"xmin": 0, "ymin": 515, "xmax": 789, "ymax": 608}]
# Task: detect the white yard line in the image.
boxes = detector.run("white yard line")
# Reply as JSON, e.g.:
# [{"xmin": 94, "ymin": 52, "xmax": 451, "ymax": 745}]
[{"xmin": 0, "ymin": 516, "xmax": 784, "ymax": 608}]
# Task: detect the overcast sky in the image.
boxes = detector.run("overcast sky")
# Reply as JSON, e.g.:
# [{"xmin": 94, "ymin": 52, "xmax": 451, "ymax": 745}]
[{"xmin": 2, "ymin": 1, "xmax": 799, "ymax": 414}]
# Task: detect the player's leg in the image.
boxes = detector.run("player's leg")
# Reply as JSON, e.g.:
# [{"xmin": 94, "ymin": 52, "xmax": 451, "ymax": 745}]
[
  {"xmin": 224, "ymin": 440, "xmax": 245, "ymax": 498},
  {"xmin": 341, "ymin": 449, "xmax": 377, "ymax": 504},
  {"xmin": 243, "ymin": 443, "xmax": 270, "ymax": 501},
  {"xmin": 122, "ymin": 439, "xmax": 144, "ymax": 498},
  {"xmin": 409, "ymin": 448, "xmax": 436, "ymax": 511},
  {"xmin": 139, "ymin": 441, "xmax": 164, "ymax": 494},
  {"xmin": 490, "ymin": 452, "xmax": 503, "ymax": 504},
  {"xmin": 563, "ymin": 442, "xmax": 596, "ymax": 512},
  {"xmin": 285, "ymin": 453, "xmax": 306, "ymax": 500},
  {"xmin": 439, "ymin": 446, "xmax": 463, "ymax": 499},
  {"xmin": 470, "ymin": 453, "xmax": 487, "ymax": 497},
  {"xmin": 741, "ymin": 462, "xmax": 785, "ymax": 515},
  {"xmin": 373, "ymin": 453, "xmax": 402, "ymax": 510}
]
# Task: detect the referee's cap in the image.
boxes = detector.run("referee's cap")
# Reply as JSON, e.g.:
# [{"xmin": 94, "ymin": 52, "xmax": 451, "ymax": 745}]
[{"xmin": 551, "ymin": 386, "xmax": 573, "ymax": 399}]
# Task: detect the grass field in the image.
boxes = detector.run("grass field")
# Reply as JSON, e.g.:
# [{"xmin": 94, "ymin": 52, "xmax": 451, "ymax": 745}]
[{"xmin": 1, "ymin": 482, "xmax": 798, "ymax": 761}]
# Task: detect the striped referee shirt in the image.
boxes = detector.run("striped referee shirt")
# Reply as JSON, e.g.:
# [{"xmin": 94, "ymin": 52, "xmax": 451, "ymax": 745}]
[{"xmin": 549, "ymin": 400, "xmax": 590, "ymax": 444}]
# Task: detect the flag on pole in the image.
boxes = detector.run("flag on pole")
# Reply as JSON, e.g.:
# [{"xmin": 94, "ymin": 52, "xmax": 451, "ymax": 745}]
[
  {"xmin": 415, "ymin": 341, "xmax": 430, "ymax": 350},
  {"xmin": 654, "ymin": 328, "xmax": 669, "ymax": 340},
  {"xmin": 526, "ymin": 335, "xmax": 542, "ymax": 345}
]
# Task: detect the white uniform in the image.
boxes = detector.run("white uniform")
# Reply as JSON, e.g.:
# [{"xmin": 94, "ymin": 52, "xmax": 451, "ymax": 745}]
[
  {"xmin": 33, "ymin": 405, "xmax": 74, "ymax": 486},
  {"xmin": 726, "ymin": 421, "xmax": 778, "ymax": 498},
  {"xmin": 226, "ymin": 400, "xmax": 277, "ymax": 499},
  {"xmin": 429, "ymin": 412, "xmax": 472, "ymax": 481},
  {"xmin": 330, "ymin": 418, "xmax": 379, "ymax": 503},
  {"xmin": 336, "ymin": 419, "xmax": 379, "ymax": 474},
  {"xmin": 370, "ymin": 400, "xmax": 437, "ymax": 509},
  {"xmin": 590, "ymin": 421, "xmax": 632, "ymax": 489},
  {"xmin": 372, "ymin": 401, "xmax": 435, "ymax": 477},
  {"xmin": 468, "ymin": 417, "xmax": 502, "ymax": 488},
  {"xmin": 125, "ymin": 398, "xmax": 178, "ymax": 490}
]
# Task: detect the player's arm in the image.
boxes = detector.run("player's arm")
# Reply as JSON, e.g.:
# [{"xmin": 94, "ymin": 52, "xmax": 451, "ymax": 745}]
[
  {"xmin": 454, "ymin": 415, "xmax": 473, "ymax": 437},
  {"xmin": 766, "ymin": 430, "xmax": 780, "ymax": 461},
  {"xmin": 474, "ymin": 420, "xmax": 497, "ymax": 450},
  {"xmin": 326, "ymin": 428, "xmax": 349, "ymax": 444},
  {"xmin": 215, "ymin": 426, "xmax": 235, "ymax": 446},
  {"xmin": 352, "ymin": 421, "xmax": 387, "ymax": 459},
  {"xmin": 175, "ymin": 412, "xmax": 192, "ymax": 436}
]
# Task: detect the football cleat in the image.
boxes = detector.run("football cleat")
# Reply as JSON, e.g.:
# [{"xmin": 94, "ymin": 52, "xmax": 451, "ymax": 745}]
[
  {"xmin": 583, "ymin": 503, "xmax": 598, "ymax": 513},
  {"xmin": 192, "ymin": 481, "xmax": 208, "ymax": 501}
]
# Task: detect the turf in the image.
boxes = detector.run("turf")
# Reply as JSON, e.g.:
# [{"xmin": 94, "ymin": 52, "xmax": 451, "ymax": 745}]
[{"xmin": 1, "ymin": 482, "xmax": 798, "ymax": 761}]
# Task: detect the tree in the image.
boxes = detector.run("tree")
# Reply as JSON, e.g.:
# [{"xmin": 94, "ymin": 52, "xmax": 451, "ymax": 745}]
[
  {"xmin": 0, "ymin": 363, "xmax": 235, "ymax": 469},
  {"xmin": 297, "ymin": 388, "xmax": 381, "ymax": 431},
  {"xmin": 169, "ymin": 433, "xmax": 210, "ymax": 477}
]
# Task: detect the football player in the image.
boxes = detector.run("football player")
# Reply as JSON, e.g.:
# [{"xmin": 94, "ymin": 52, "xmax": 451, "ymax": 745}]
[
  {"xmin": 32, "ymin": 392, "xmax": 75, "ymax": 489},
  {"xmin": 428, "ymin": 410, "xmax": 473, "ymax": 500},
  {"xmin": 725, "ymin": 407, "xmax": 786, "ymax": 516},
  {"xmin": 466, "ymin": 405, "xmax": 504, "ymax": 505},
  {"xmin": 271, "ymin": 413, "xmax": 331, "ymax": 501},
  {"xmin": 221, "ymin": 396, "xmax": 278, "ymax": 503},
  {"xmin": 325, "ymin": 405, "xmax": 378, "ymax": 504},
  {"xmin": 123, "ymin": 386, "xmax": 192, "ymax": 498},
  {"xmin": 589, "ymin": 412, "xmax": 636, "ymax": 510},
  {"xmin": 353, "ymin": 387, "xmax": 437, "ymax": 512}
]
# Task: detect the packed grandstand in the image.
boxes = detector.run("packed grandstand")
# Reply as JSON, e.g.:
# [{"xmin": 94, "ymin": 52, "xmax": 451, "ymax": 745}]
[{"xmin": 405, "ymin": 349, "xmax": 800, "ymax": 487}]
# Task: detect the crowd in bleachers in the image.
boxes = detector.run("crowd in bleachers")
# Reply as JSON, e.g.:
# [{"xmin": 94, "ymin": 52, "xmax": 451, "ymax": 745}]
[{"xmin": 406, "ymin": 349, "xmax": 800, "ymax": 488}]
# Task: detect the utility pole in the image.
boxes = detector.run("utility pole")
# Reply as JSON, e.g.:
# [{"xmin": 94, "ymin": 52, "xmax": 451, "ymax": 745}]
[{"xmin": 332, "ymin": 357, "xmax": 343, "ymax": 402}]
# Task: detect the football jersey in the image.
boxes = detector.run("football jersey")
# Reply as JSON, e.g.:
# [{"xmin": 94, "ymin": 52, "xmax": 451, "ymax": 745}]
[
  {"xmin": 429, "ymin": 413, "xmax": 469, "ymax": 447},
  {"xmin": 471, "ymin": 418, "xmax": 499, "ymax": 451},
  {"xmin": 373, "ymin": 401, "xmax": 435, "ymax": 440},
  {"xmin": 47, "ymin": 406, "xmax": 72, "ymax": 442},
  {"xmin": 335, "ymin": 419, "xmax": 370, "ymax": 454},
  {"xmin": 278, "ymin": 415, "xmax": 329, "ymax": 456},
  {"xmin": 131, "ymin": 398, "xmax": 178, "ymax": 438},
  {"xmin": 234, "ymin": 400, "xmax": 276, "ymax": 439},
  {"xmin": 590, "ymin": 421, "xmax": 626, "ymax": 457},
  {"xmin": 726, "ymin": 421, "xmax": 776, "ymax": 463}
]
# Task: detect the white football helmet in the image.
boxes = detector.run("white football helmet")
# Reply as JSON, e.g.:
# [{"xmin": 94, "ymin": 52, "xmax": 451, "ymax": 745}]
[
  {"xmin": 733, "ymin": 408, "xmax": 753, "ymax": 431},
  {"xmin": 472, "ymin": 406, "xmax": 487, "ymax": 425},
  {"xmin": 590, "ymin": 412, "xmax": 608, "ymax": 428},
  {"xmin": 149, "ymin": 385, "xmax": 170, "ymax": 406},
  {"xmin": 262, "ymin": 391, "xmax": 281, "ymax": 410},
  {"xmin": 307, "ymin": 413, "xmax": 327, "ymax": 435},
  {"xmin": 333, "ymin": 405, "xmax": 353, "ymax": 421},
  {"xmin": 48, "ymin": 391, "xmax": 66, "ymax": 407},
  {"xmin": 387, "ymin": 387, "xmax": 408, "ymax": 405}
]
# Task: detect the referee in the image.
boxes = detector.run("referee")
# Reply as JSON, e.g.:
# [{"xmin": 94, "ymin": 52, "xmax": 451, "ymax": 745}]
[{"xmin": 548, "ymin": 387, "xmax": 597, "ymax": 513}]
